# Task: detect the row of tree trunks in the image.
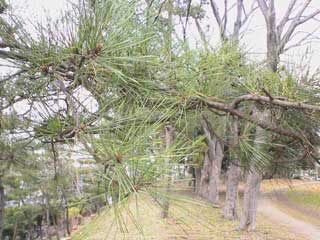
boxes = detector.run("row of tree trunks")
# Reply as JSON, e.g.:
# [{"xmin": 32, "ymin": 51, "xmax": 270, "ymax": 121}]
[
  {"xmin": 197, "ymin": 116, "xmax": 242, "ymax": 214},
  {"xmin": 194, "ymin": 109, "xmax": 268, "ymax": 230}
]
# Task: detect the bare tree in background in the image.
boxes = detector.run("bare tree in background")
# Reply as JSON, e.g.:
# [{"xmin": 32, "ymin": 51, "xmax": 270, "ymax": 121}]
[
  {"xmin": 239, "ymin": 0, "xmax": 320, "ymax": 231},
  {"xmin": 257, "ymin": 0, "xmax": 320, "ymax": 71},
  {"xmin": 209, "ymin": 0, "xmax": 257, "ymax": 42}
]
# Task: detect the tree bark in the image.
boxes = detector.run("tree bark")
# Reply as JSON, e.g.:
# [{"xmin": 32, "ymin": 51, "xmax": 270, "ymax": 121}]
[
  {"xmin": 198, "ymin": 152, "xmax": 211, "ymax": 199},
  {"xmin": 161, "ymin": 124, "xmax": 174, "ymax": 218},
  {"xmin": 198, "ymin": 117, "xmax": 223, "ymax": 205},
  {"xmin": 265, "ymin": 1, "xmax": 279, "ymax": 72},
  {"xmin": 0, "ymin": 177, "xmax": 4, "ymax": 239},
  {"xmin": 194, "ymin": 167, "xmax": 201, "ymax": 194},
  {"xmin": 223, "ymin": 118, "xmax": 241, "ymax": 220},
  {"xmin": 239, "ymin": 166, "xmax": 262, "ymax": 231},
  {"xmin": 239, "ymin": 108, "xmax": 269, "ymax": 231},
  {"xmin": 207, "ymin": 139, "xmax": 223, "ymax": 205},
  {"xmin": 224, "ymin": 161, "xmax": 241, "ymax": 220}
]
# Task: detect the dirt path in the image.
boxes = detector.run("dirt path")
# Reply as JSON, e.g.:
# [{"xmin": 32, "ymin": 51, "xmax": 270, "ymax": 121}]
[{"xmin": 258, "ymin": 197, "xmax": 320, "ymax": 240}]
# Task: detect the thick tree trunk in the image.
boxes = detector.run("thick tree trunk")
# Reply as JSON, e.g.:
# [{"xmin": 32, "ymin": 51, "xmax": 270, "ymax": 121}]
[
  {"xmin": 207, "ymin": 140, "xmax": 223, "ymax": 205},
  {"xmin": 239, "ymin": 108, "xmax": 269, "ymax": 231},
  {"xmin": 266, "ymin": 24, "xmax": 279, "ymax": 72},
  {"xmin": 198, "ymin": 152, "xmax": 211, "ymax": 198},
  {"xmin": 223, "ymin": 161, "xmax": 241, "ymax": 220},
  {"xmin": 257, "ymin": 0, "xmax": 279, "ymax": 72},
  {"xmin": 0, "ymin": 177, "xmax": 4, "ymax": 239},
  {"xmin": 223, "ymin": 118, "xmax": 241, "ymax": 220},
  {"xmin": 198, "ymin": 117, "xmax": 223, "ymax": 205},
  {"xmin": 239, "ymin": 167, "xmax": 262, "ymax": 231}
]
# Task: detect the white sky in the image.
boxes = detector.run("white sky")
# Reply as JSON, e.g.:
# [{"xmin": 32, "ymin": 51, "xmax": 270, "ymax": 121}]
[
  {"xmin": 182, "ymin": 0, "xmax": 320, "ymax": 73},
  {"xmin": 2, "ymin": 0, "xmax": 320, "ymax": 119},
  {"xmin": 6, "ymin": 0, "xmax": 320, "ymax": 72}
]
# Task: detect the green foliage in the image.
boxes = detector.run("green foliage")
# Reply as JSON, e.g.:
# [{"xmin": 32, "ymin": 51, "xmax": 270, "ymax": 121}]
[
  {"xmin": 34, "ymin": 116, "xmax": 62, "ymax": 137},
  {"xmin": 240, "ymin": 67, "xmax": 300, "ymax": 98},
  {"xmin": 3, "ymin": 205, "xmax": 43, "ymax": 239},
  {"xmin": 69, "ymin": 207, "xmax": 81, "ymax": 218}
]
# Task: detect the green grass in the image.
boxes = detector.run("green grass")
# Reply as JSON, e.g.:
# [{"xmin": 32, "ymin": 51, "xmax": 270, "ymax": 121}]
[
  {"xmin": 270, "ymin": 183, "xmax": 320, "ymax": 227},
  {"xmin": 71, "ymin": 193, "xmax": 305, "ymax": 240},
  {"xmin": 285, "ymin": 190, "xmax": 320, "ymax": 209},
  {"xmin": 274, "ymin": 186, "xmax": 320, "ymax": 226}
]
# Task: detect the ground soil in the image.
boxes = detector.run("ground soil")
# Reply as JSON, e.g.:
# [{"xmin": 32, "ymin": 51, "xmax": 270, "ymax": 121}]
[
  {"xmin": 258, "ymin": 180, "xmax": 320, "ymax": 240},
  {"xmin": 258, "ymin": 197, "xmax": 320, "ymax": 240}
]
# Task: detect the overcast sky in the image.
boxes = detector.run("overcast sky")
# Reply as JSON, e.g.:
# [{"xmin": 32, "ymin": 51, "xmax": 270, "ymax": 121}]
[{"xmin": 5, "ymin": 0, "xmax": 320, "ymax": 73}]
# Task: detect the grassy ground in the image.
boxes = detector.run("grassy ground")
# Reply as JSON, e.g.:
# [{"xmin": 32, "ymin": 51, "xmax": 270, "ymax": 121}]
[
  {"xmin": 285, "ymin": 189, "xmax": 320, "ymax": 209},
  {"xmin": 260, "ymin": 179, "xmax": 317, "ymax": 192},
  {"xmin": 72, "ymin": 191, "xmax": 305, "ymax": 240},
  {"xmin": 265, "ymin": 180, "xmax": 320, "ymax": 227}
]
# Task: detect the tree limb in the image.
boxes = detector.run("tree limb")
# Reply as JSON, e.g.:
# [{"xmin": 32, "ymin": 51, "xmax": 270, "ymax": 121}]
[{"xmin": 277, "ymin": 0, "xmax": 297, "ymax": 35}]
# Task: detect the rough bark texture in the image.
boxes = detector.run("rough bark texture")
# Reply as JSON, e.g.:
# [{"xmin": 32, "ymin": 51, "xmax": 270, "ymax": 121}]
[
  {"xmin": 198, "ymin": 152, "xmax": 211, "ymax": 199},
  {"xmin": 239, "ymin": 165, "xmax": 262, "ymax": 231},
  {"xmin": 207, "ymin": 139, "xmax": 223, "ymax": 204},
  {"xmin": 198, "ymin": 117, "xmax": 223, "ymax": 205},
  {"xmin": 224, "ymin": 161, "xmax": 241, "ymax": 220},
  {"xmin": 239, "ymin": 108, "xmax": 269, "ymax": 231},
  {"xmin": 265, "ymin": 0, "xmax": 279, "ymax": 72},
  {"xmin": 0, "ymin": 177, "xmax": 4, "ymax": 239},
  {"xmin": 223, "ymin": 118, "xmax": 241, "ymax": 220}
]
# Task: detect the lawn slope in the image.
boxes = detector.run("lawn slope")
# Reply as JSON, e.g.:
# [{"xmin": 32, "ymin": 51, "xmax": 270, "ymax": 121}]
[{"xmin": 72, "ymin": 192, "xmax": 305, "ymax": 240}]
